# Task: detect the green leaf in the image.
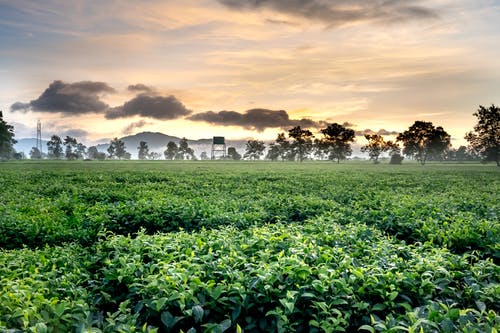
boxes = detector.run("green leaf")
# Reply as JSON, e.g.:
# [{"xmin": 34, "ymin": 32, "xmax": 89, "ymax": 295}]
[
  {"xmin": 358, "ymin": 325, "xmax": 375, "ymax": 333},
  {"xmin": 161, "ymin": 311, "xmax": 184, "ymax": 330},
  {"xmin": 192, "ymin": 305, "xmax": 204, "ymax": 323},
  {"xmin": 220, "ymin": 319, "xmax": 232, "ymax": 332}
]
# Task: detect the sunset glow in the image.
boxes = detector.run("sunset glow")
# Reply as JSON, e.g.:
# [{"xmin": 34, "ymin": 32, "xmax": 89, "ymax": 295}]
[{"xmin": 1, "ymin": 0, "xmax": 499, "ymax": 146}]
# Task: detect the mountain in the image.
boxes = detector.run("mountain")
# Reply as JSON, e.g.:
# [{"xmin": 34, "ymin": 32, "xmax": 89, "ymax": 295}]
[
  {"xmin": 13, "ymin": 138, "xmax": 49, "ymax": 156},
  {"xmin": 97, "ymin": 132, "xmax": 248, "ymax": 159}
]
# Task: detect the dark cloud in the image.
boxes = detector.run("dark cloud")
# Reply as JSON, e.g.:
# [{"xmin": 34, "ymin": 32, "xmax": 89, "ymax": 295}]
[
  {"xmin": 355, "ymin": 128, "xmax": 399, "ymax": 136},
  {"xmin": 62, "ymin": 129, "xmax": 89, "ymax": 139},
  {"xmin": 122, "ymin": 120, "xmax": 150, "ymax": 135},
  {"xmin": 106, "ymin": 94, "xmax": 192, "ymax": 120},
  {"xmin": 128, "ymin": 84, "xmax": 155, "ymax": 94},
  {"xmin": 188, "ymin": 108, "xmax": 320, "ymax": 131},
  {"xmin": 218, "ymin": 0, "xmax": 438, "ymax": 27},
  {"xmin": 10, "ymin": 80, "xmax": 115, "ymax": 114}
]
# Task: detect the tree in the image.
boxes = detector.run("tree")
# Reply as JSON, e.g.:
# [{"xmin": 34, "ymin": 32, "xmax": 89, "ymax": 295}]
[
  {"xmin": 465, "ymin": 104, "xmax": 500, "ymax": 166},
  {"xmin": 200, "ymin": 151, "xmax": 209, "ymax": 160},
  {"xmin": 75, "ymin": 142, "xmax": 87, "ymax": 159},
  {"xmin": 397, "ymin": 121, "xmax": 450, "ymax": 165},
  {"xmin": 317, "ymin": 123, "xmax": 355, "ymax": 163},
  {"xmin": 138, "ymin": 141, "xmax": 150, "ymax": 160},
  {"xmin": 47, "ymin": 135, "xmax": 63, "ymax": 159},
  {"xmin": 29, "ymin": 147, "xmax": 42, "ymax": 159},
  {"xmin": 149, "ymin": 152, "xmax": 161, "ymax": 160},
  {"xmin": 64, "ymin": 136, "xmax": 78, "ymax": 160},
  {"xmin": 13, "ymin": 151, "xmax": 26, "ymax": 160},
  {"xmin": 108, "ymin": 138, "xmax": 128, "ymax": 159},
  {"xmin": 266, "ymin": 143, "xmax": 280, "ymax": 161},
  {"xmin": 244, "ymin": 140, "xmax": 265, "ymax": 160},
  {"xmin": 275, "ymin": 132, "xmax": 293, "ymax": 161},
  {"xmin": 288, "ymin": 126, "xmax": 314, "ymax": 162},
  {"xmin": 360, "ymin": 134, "xmax": 395, "ymax": 164},
  {"xmin": 87, "ymin": 146, "xmax": 99, "ymax": 159},
  {"xmin": 164, "ymin": 141, "xmax": 178, "ymax": 160},
  {"xmin": 177, "ymin": 138, "xmax": 195, "ymax": 160},
  {"xmin": 0, "ymin": 111, "xmax": 16, "ymax": 160},
  {"xmin": 227, "ymin": 147, "xmax": 242, "ymax": 160}
]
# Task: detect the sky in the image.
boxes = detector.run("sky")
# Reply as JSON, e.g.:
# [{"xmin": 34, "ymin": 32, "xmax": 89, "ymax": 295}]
[{"xmin": 1, "ymin": 0, "xmax": 499, "ymax": 146}]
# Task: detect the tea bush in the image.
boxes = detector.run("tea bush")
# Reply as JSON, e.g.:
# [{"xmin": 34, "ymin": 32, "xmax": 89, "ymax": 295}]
[{"xmin": 0, "ymin": 161, "xmax": 498, "ymax": 331}]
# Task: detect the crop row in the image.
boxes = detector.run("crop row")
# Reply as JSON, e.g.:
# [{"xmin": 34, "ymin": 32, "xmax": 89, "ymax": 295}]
[
  {"xmin": 0, "ymin": 164, "xmax": 498, "ymax": 260},
  {"xmin": 1, "ymin": 219, "xmax": 499, "ymax": 332}
]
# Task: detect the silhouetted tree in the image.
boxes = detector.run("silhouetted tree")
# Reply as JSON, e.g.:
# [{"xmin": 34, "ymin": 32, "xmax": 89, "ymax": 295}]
[
  {"xmin": 317, "ymin": 123, "xmax": 355, "ymax": 163},
  {"xmin": 108, "ymin": 137, "xmax": 128, "ymax": 159},
  {"xmin": 266, "ymin": 143, "xmax": 280, "ymax": 161},
  {"xmin": 75, "ymin": 142, "xmax": 87, "ymax": 159},
  {"xmin": 138, "ymin": 141, "xmax": 150, "ymax": 160},
  {"xmin": 87, "ymin": 146, "xmax": 99, "ymax": 159},
  {"xmin": 275, "ymin": 132, "xmax": 293, "ymax": 161},
  {"xmin": 450, "ymin": 145, "xmax": 477, "ymax": 162},
  {"xmin": 13, "ymin": 151, "xmax": 25, "ymax": 160},
  {"xmin": 164, "ymin": 141, "xmax": 178, "ymax": 160},
  {"xmin": 244, "ymin": 140, "xmax": 265, "ymax": 160},
  {"xmin": 177, "ymin": 137, "xmax": 195, "ymax": 160},
  {"xmin": 227, "ymin": 147, "xmax": 242, "ymax": 160},
  {"xmin": 288, "ymin": 126, "xmax": 314, "ymax": 162},
  {"xmin": 29, "ymin": 147, "xmax": 42, "ymax": 159},
  {"xmin": 465, "ymin": 104, "xmax": 500, "ymax": 166},
  {"xmin": 64, "ymin": 136, "xmax": 78, "ymax": 160},
  {"xmin": 0, "ymin": 111, "xmax": 16, "ymax": 159},
  {"xmin": 47, "ymin": 135, "xmax": 63, "ymax": 159},
  {"xmin": 361, "ymin": 134, "xmax": 397, "ymax": 164},
  {"xmin": 397, "ymin": 121, "xmax": 450, "ymax": 165}
]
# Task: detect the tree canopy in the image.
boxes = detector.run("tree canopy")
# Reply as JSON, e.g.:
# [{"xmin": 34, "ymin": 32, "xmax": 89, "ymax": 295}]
[
  {"xmin": 47, "ymin": 135, "xmax": 63, "ymax": 159},
  {"xmin": 108, "ymin": 138, "xmax": 129, "ymax": 160},
  {"xmin": 317, "ymin": 123, "xmax": 355, "ymax": 163},
  {"xmin": 288, "ymin": 126, "xmax": 314, "ymax": 162},
  {"xmin": 360, "ymin": 134, "xmax": 397, "ymax": 164},
  {"xmin": 244, "ymin": 140, "xmax": 265, "ymax": 160},
  {"xmin": 397, "ymin": 121, "xmax": 450, "ymax": 165},
  {"xmin": 138, "ymin": 141, "xmax": 150, "ymax": 160},
  {"xmin": 0, "ymin": 111, "xmax": 17, "ymax": 159},
  {"xmin": 465, "ymin": 104, "xmax": 500, "ymax": 166}
]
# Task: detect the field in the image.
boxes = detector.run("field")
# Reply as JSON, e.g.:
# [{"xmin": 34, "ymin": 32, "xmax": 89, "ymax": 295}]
[{"xmin": 0, "ymin": 161, "xmax": 499, "ymax": 332}]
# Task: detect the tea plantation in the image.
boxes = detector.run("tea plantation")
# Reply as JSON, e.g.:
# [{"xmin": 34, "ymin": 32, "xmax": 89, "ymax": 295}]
[{"xmin": 0, "ymin": 161, "xmax": 499, "ymax": 332}]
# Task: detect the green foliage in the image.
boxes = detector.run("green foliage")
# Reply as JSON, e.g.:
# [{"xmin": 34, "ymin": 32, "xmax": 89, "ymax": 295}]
[
  {"xmin": 397, "ymin": 121, "xmax": 451, "ymax": 165},
  {"xmin": 243, "ymin": 140, "xmax": 265, "ymax": 160},
  {"xmin": 317, "ymin": 123, "xmax": 355, "ymax": 163},
  {"xmin": 466, "ymin": 104, "xmax": 500, "ymax": 166},
  {"xmin": 0, "ymin": 110, "xmax": 17, "ymax": 160},
  {"xmin": 0, "ymin": 161, "xmax": 498, "ymax": 332}
]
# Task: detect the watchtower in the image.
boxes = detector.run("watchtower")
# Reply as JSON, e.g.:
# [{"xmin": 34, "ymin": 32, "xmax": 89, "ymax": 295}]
[{"xmin": 211, "ymin": 136, "xmax": 226, "ymax": 160}]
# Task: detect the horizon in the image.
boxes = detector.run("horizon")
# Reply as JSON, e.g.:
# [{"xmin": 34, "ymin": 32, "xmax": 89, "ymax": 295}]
[{"xmin": 2, "ymin": 1, "xmax": 499, "ymax": 147}]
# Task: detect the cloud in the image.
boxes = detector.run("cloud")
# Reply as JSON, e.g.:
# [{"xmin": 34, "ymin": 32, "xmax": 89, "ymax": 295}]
[
  {"xmin": 10, "ymin": 80, "xmax": 115, "ymax": 114},
  {"xmin": 62, "ymin": 129, "xmax": 89, "ymax": 139},
  {"xmin": 122, "ymin": 120, "xmax": 150, "ymax": 135},
  {"xmin": 106, "ymin": 94, "xmax": 192, "ymax": 120},
  {"xmin": 188, "ymin": 108, "xmax": 320, "ymax": 131},
  {"xmin": 218, "ymin": 0, "xmax": 438, "ymax": 27},
  {"xmin": 128, "ymin": 84, "xmax": 155, "ymax": 94},
  {"xmin": 355, "ymin": 128, "xmax": 399, "ymax": 136}
]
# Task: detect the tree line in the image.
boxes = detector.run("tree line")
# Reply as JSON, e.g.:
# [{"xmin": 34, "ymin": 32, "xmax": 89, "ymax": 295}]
[{"xmin": 0, "ymin": 105, "xmax": 498, "ymax": 165}]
